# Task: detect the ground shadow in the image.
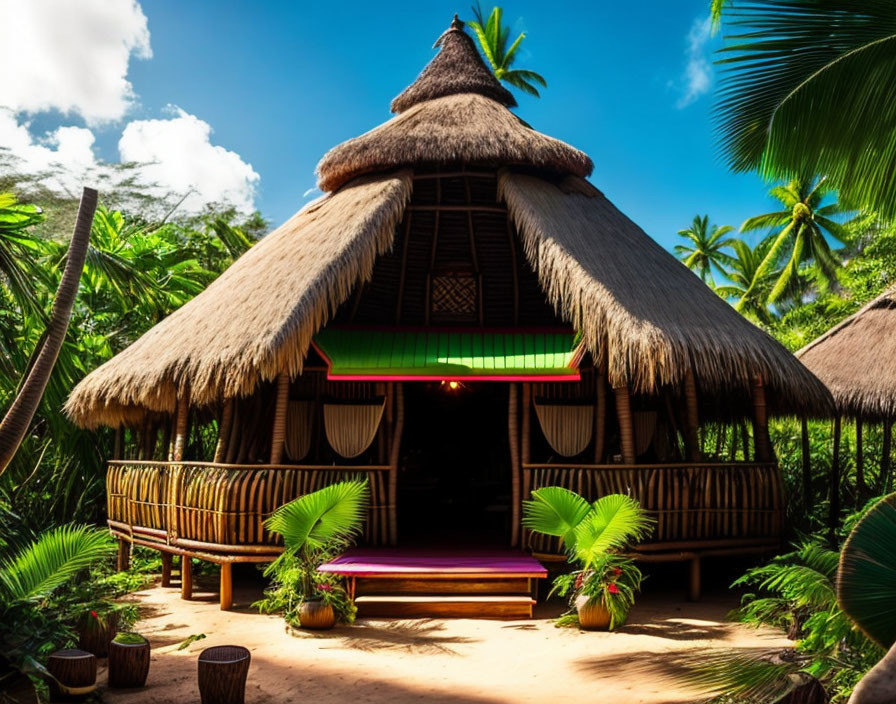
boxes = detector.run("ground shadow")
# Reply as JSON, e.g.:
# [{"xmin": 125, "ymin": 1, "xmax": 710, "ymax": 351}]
[
  {"xmin": 323, "ymin": 619, "xmax": 477, "ymax": 655},
  {"xmin": 617, "ymin": 617, "xmax": 732, "ymax": 641}
]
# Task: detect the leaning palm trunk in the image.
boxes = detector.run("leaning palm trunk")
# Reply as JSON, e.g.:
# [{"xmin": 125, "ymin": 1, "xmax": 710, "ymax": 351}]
[
  {"xmin": 0, "ymin": 187, "xmax": 97, "ymax": 475},
  {"xmin": 848, "ymin": 642, "xmax": 896, "ymax": 704}
]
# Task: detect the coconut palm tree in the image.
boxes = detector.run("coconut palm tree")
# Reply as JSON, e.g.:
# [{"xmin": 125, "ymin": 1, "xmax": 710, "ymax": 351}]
[
  {"xmin": 740, "ymin": 177, "xmax": 849, "ymax": 304},
  {"xmin": 715, "ymin": 239, "xmax": 778, "ymax": 323},
  {"xmin": 0, "ymin": 188, "xmax": 96, "ymax": 476},
  {"xmin": 713, "ymin": 0, "xmax": 896, "ymax": 220},
  {"xmin": 467, "ymin": 4, "xmax": 547, "ymax": 97},
  {"xmin": 674, "ymin": 215, "xmax": 735, "ymax": 286},
  {"xmin": 0, "ymin": 193, "xmax": 50, "ymax": 319}
]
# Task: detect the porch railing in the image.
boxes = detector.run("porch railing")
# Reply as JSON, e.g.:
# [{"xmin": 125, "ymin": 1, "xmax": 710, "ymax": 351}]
[
  {"xmin": 522, "ymin": 462, "xmax": 784, "ymax": 553},
  {"xmin": 106, "ymin": 461, "xmax": 392, "ymax": 553}
]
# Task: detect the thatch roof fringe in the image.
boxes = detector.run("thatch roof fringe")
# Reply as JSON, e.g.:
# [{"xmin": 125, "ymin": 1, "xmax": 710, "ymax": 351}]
[
  {"xmin": 65, "ymin": 172, "xmax": 413, "ymax": 429},
  {"xmin": 797, "ymin": 288, "xmax": 896, "ymax": 420},
  {"xmin": 316, "ymin": 93, "xmax": 593, "ymax": 192},
  {"xmin": 390, "ymin": 15, "xmax": 517, "ymax": 114},
  {"xmin": 499, "ymin": 171, "xmax": 832, "ymax": 414}
]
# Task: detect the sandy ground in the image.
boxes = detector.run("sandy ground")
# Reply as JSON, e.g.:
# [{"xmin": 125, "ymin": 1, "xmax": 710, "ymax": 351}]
[{"xmin": 98, "ymin": 574, "xmax": 788, "ymax": 704}]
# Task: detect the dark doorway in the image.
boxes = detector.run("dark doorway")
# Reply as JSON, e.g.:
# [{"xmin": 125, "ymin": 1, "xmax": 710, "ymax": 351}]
[{"xmin": 397, "ymin": 382, "xmax": 511, "ymax": 546}]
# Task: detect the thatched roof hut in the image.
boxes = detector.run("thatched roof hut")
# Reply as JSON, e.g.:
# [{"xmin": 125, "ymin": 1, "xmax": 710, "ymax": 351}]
[
  {"xmin": 797, "ymin": 288, "xmax": 896, "ymax": 421},
  {"xmin": 66, "ymin": 15, "xmax": 830, "ymax": 430}
]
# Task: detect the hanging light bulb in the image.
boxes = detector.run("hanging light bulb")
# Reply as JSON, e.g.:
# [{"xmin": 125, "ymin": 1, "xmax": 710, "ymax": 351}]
[{"xmin": 440, "ymin": 380, "xmax": 463, "ymax": 392}]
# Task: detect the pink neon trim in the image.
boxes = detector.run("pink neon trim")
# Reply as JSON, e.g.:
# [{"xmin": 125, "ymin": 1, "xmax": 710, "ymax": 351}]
[{"xmin": 326, "ymin": 373, "xmax": 581, "ymax": 382}]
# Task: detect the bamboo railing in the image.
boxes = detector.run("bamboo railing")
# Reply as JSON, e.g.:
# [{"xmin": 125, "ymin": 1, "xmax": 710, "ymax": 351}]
[
  {"xmin": 522, "ymin": 462, "xmax": 783, "ymax": 554},
  {"xmin": 106, "ymin": 460, "xmax": 392, "ymax": 554}
]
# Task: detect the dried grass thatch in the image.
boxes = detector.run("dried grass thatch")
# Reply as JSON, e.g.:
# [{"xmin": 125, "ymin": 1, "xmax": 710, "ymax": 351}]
[
  {"xmin": 390, "ymin": 16, "xmax": 516, "ymax": 114},
  {"xmin": 66, "ymin": 171, "xmax": 412, "ymax": 429},
  {"xmin": 797, "ymin": 288, "xmax": 896, "ymax": 420},
  {"xmin": 316, "ymin": 93, "xmax": 592, "ymax": 192},
  {"xmin": 499, "ymin": 171, "xmax": 832, "ymax": 415}
]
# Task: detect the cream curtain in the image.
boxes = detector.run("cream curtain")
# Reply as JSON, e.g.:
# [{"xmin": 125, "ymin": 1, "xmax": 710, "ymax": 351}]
[
  {"xmin": 533, "ymin": 401, "xmax": 594, "ymax": 457},
  {"xmin": 324, "ymin": 399, "xmax": 386, "ymax": 459},
  {"xmin": 284, "ymin": 401, "xmax": 314, "ymax": 462},
  {"xmin": 633, "ymin": 411, "xmax": 657, "ymax": 457}
]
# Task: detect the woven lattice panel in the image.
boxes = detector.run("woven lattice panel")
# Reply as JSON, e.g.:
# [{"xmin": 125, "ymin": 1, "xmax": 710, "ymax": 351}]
[{"xmin": 431, "ymin": 272, "xmax": 477, "ymax": 321}]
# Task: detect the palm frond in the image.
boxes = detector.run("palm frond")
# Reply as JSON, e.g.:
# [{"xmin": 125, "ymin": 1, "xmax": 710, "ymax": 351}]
[
  {"xmin": 572, "ymin": 494, "xmax": 654, "ymax": 568},
  {"xmin": 522, "ymin": 486, "xmax": 591, "ymax": 550}
]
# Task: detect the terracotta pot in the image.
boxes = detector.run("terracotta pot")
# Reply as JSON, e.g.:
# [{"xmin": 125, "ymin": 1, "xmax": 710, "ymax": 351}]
[
  {"xmin": 78, "ymin": 612, "xmax": 119, "ymax": 658},
  {"xmin": 574, "ymin": 595, "xmax": 613, "ymax": 630},
  {"xmin": 299, "ymin": 600, "xmax": 336, "ymax": 630},
  {"xmin": 108, "ymin": 636, "xmax": 150, "ymax": 688}
]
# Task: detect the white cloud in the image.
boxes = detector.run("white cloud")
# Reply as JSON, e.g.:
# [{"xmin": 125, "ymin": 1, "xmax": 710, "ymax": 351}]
[
  {"xmin": 676, "ymin": 16, "xmax": 713, "ymax": 109},
  {"xmin": 119, "ymin": 108, "xmax": 260, "ymax": 214},
  {"xmin": 0, "ymin": 0, "xmax": 151, "ymax": 124}
]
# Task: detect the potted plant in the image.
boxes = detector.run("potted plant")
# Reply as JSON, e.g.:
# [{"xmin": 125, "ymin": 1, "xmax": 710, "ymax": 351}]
[
  {"xmin": 256, "ymin": 478, "xmax": 368, "ymax": 630},
  {"xmin": 523, "ymin": 488, "xmax": 652, "ymax": 630},
  {"xmin": 108, "ymin": 632, "xmax": 150, "ymax": 688}
]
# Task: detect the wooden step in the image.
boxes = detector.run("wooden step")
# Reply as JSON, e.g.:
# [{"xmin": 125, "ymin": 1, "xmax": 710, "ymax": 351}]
[
  {"xmin": 355, "ymin": 595, "xmax": 536, "ymax": 619},
  {"xmin": 355, "ymin": 576, "xmax": 532, "ymax": 595}
]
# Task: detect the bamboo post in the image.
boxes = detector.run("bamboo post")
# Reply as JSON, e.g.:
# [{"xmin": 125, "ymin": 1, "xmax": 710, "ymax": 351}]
[
  {"xmin": 269, "ymin": 373, "xmax": 290, "ymax": 465},
  {"xmin": 855, "ymin": 418, "xmax": 865, "ymax": 508},
  {"xmin": 614, "ymin": 385, "xmax": 636, "ymax": 464},
  {"xmin": 521, "ymin": 384, "xmax": 531, "ymax": 465},
  {"xmin": 508, "ymin": 384, "xmax": 520, "ymax": 547},
  {"xmin": 172, "ymin": 393, "xmax": 189, "ymax": 462},
  {"xmin": 594, "ymin": 373, "xmax": 606, "ymax": 462},
  {"xmin": 116, "ymin": 539, "xmax": 130, "ymax": 572},
  {"xmin": 387, "ymin": 383, "xmax": 404, "ymax": 546},
  {"xmin": 181, "ymin": 555, "xmax": 193, "ymax": 600},
  {"xmin": 883, "ymin": 417, "xmax": 893, "ymax": 494},
  {"xmin": 219, "ymin": 562, "xmax": 233, "ymax": 611},
  {"xmin": 213, "ymin": 400, "xmax": 234, "ymax": 464},
  {"xmin": 683, "ymin": 370, "xmax": 700, "ymax": 461},
  {"xmin": 829, "ymin": 416, "xmax": 842, "ymax": 545},
  {"xmin": 801, "ymin": 417, "xmax": 812, "ymax": 508},
  {"xmin": 113, "ymin": 426, "xmax": 122, "ymax": 460},
  {"xmin": 161, "ymin": 552, "xmax": 172, "ymax": 587},
  {"xmin": 752, "ymin": 375, "xmax": 771, "ymax": 462}
]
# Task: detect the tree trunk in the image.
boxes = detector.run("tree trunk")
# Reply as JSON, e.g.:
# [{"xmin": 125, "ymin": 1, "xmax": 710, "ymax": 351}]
[
  {"xmin": 47, "ymin": 649, "xmax": 97, "ymax": 700},
  {"xmin": 197, "ymin": 645, "xmax": 250, "ymax": 704},
  {"xmin": 882, "ymin": 418, "xmax": 893, "ymax": 494},
  {"xmin": 801, "ymin": 417, "xmax": 812, "ymax": 508},
  {"xmin": 0, "ymin": 188, "xmax": 97, "ymax": 475},
  {"xmin": 829, "ymin": 416, "xmax": 842, "ymax": 545},
  {"xmin": 108, "ymin": 638, "xmax": 150, "ymax": 688},
  {"xmin": 856, "ymin": 418, "xmax": 865, "ymax": 508},
  {"xmin": 848, "ymin": 640, "xmax": 896, "ymax": 704}
]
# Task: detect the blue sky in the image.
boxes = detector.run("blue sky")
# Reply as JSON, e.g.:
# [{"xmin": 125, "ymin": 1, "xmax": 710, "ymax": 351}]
[{"xmin": 2, "ymin": 1, "xmax": 775, "ymax": 251}]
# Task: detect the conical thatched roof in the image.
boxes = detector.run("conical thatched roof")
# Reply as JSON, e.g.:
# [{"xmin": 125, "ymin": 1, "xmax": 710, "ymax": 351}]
[
  {"xmin": 66, "ymin": 15, "xmax": 831, "ymax": 429},
  {"xmin": 797, "ymin": 288, "xmax": 896, "ymax": 420},
  {"xmin": 500, "ymin": 172, "xmax": 831, "ymax": 415},
  {"xmin": 390, "ymin": 15, "xmax": 516, "ymax": 113}
]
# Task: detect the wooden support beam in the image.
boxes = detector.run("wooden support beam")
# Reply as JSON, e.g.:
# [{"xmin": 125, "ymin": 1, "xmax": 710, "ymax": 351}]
[
  {"xmin": 171, "ymin": 390, "xmax": 190, "ymax": 462},
  {"xmin": 689, "ymin": 556, "xmax": 701, "ymax": 602},
  {"xmin": 116, "ymin": 539, "xmax": 130, "ymax": 572},
  {"xmin": 594, "ymin": 373, "xmax": 606, "ymax": 463},
  {"xmin": 882, "ymin": 417, "xmax": 893, "ymax": 494},
  {"xmin": 161, "ymin": 552, "xmax": 172, "ymax": 587},
  {"xmin": 508, "ymin": 384, "xmax": 521, "ymax": 547},
  {"xmin": 387, "ymin": 384, "xmax": 405, "ymax": 546},
  {"xmin": 113, "ymin": 426, "xmax": 122, "ymax": 460},
  {"xmin": 683, "ymin": 370, "xmax": 700, "ymax": 461},
  {"xmin": 269, "ymin": 373, "xmax": 290, "ymax": 465},
  {"xmin": 752, "ymin": 375, "xmax": 771, "ymax": 462},
  {"xmin": 406, "ymin": 204, "xmax": 506, "ymax": 213},
  {"xmin": 829, "ymin": 416, "xmax": 842, "ymax": 544},
  {"xmin": 614, "ymin": 386, "xmax": 636, "ymax": 465},
  {"xmin": 413, "ymin": 170, "xmax": 497, "ymax": 180},
  {"xmin": 801, "ymin": 417, "xmax": 812, "ymax": 508},
  {"xmin": 855, "ymin": 418, "xmax": 865, "ymax": 508},
  {"xmin": 219, "ymin": 562, "xmax": 233, "ymax": 611},
  {"xmin": 181, "ymin": 555, "xmax": 193, "ymax": 600},
  {"xmin": 213, "ymin": 399, "xmax": 233, "ymax": 464}
]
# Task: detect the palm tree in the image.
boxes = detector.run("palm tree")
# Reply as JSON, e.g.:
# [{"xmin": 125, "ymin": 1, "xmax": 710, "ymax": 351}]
[
  {"xmin": 0, "ymin": 193, "xmax": 50, "ymax": 318},
  {"xmin": 467, "ymin": 4, "xmax": 547, "ymax": 97},
  {"xmin": 713, "ymin": 1, "xmax": 896, "ymax": 219},
  {"xmin": 740, "ymin": 177, "xmax": 849, "ymax": 304},
  {"xmin": 715, "ymin": 239, "xmax": 778, "ymax": 323},
  {"xmin": 0, "ymin": 188, "xmax": 96, "ymax": 476},
  {"xmin": 674, "ymin": 215, "xmax": 735, "ymax": 286}
]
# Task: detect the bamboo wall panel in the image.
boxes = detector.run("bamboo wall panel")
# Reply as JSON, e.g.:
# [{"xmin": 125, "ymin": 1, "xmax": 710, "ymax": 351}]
[
  {"xmin": 107, "ymin": 461, "xmax": 392, "ymax": 551},
  {"xmin": 523, "ymin": 462, "xmax": 783, "ymax": 554}
]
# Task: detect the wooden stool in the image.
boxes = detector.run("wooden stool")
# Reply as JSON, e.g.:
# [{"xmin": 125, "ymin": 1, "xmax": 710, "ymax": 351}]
[
  {"xmin": 47, "ymin": 649, "xmax": 96, "ymax": 701},
  {"xmin": 197, "ymin": 645, "xmax": 250, "ymax": 704},
  {"xmin": 108, "ymin": 635, "xmax": 150, "ymax": 688}
]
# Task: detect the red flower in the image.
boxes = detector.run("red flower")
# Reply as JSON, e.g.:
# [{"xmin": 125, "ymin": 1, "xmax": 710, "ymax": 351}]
[
  {"xmin": 607, "ymin": 583, "xmax": 620, "ymax": 595},
  {"xmin": 612, "ymin": 567, "xmax": 622, "ymax": 576},
  {"xmin": 574, "ymin": 573, "xmax": 584, "ymax": 590},
  {"xmin": 90, "ymin": 610, "xmax": 99, "ymax": 619},
  {"xmin": 318, "ymin": 583, "xmax": 332, "ymax": 592}
]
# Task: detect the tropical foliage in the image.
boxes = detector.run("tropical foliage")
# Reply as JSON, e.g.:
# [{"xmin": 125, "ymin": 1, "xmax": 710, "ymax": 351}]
[
  {"xmin": 467, "ymin": 4, "xmax": 547, "ymax": 97},
  {"xmin": 713, "ymin": 0, "xmax": 896, "ymax": 220},
  {"xmin": 674, "ymin": 215, "xmax": 734, "ymax": 286},
  {"xmin": 256, "ymin": 478, "xmax": 370, "ymax": 626},
  {"xmin": 522, "ymin": 489, "xmax": 652, "ymax": 629}
]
